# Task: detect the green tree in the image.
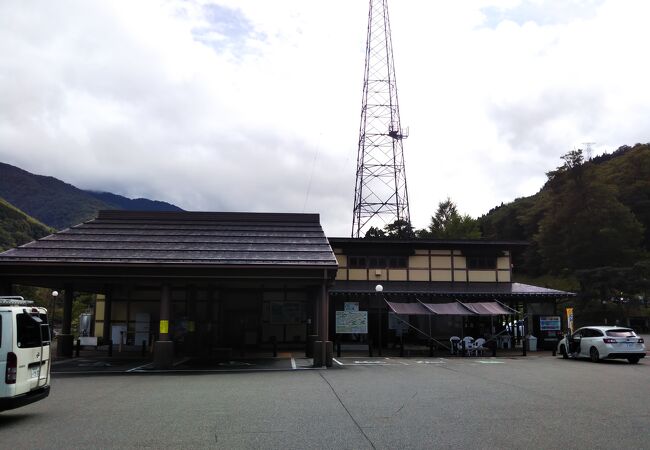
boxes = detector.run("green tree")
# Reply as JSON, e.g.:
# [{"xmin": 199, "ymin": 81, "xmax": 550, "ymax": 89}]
[
  {"xmin": 364, "ymin": 226, "xmax": 386, "ymax": 238},
  {"xmin": 535, "ymin": 150, "xmax": 644, "ymax": 273},
  {"xmin": 419, "ymin": 198, "xmax": 481, "ymax": 239},
  {"xmin": 383, "ymin": 219, "xmax": 415, "ymax": 238}
]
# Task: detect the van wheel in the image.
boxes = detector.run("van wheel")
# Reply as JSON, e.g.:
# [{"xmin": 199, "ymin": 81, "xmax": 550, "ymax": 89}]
[
  {"xmin": 590, "ymin": 347, "xmax": 600, "ymax": 363},
  {"xmin": 627, "ymin": 357, "xmax": 640, "ymax": 364},
  {"xmin": 560, "ymin": 345, "xmax": 568, "ymax": 359}
]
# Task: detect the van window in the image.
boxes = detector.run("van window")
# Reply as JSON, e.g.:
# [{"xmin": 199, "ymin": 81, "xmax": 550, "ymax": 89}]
[{"xmin": 16, "ymin": 313, "xmax": 50, "ymax": 348}]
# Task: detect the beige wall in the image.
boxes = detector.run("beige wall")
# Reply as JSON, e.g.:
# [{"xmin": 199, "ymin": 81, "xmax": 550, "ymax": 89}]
[{"xmin": 333, "ymin": 247, "xmax": 512, "ymax": 283}]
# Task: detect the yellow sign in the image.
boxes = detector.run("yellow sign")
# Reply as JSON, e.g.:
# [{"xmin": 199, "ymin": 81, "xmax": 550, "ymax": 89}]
[
  {"xmin": 159, "ymin": 320, "xmax": 169, "ymax": 334},
  {"xmin": 566, "ymin": 308, "xmax": 574, "ymax": 333}
]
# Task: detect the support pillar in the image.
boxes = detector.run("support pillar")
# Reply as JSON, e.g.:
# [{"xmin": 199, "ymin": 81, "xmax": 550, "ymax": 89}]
[
  {"xmin": 186, "ymin": 285, "xmax": 198, "ymax": 356},
  {"xmin": 103, "ymin": 285, "xmax": 113, "ymax": 343},
  {"xmin": 154, "ymin": 283, "xmax": 174, "ymax": 369},
  {"xmin": 57, "ymin": 284, "xmax": 74, "ymax": 357},
  {"xmin": 313, "ymin": 281, "xmax": 331, "ymax": 367}
]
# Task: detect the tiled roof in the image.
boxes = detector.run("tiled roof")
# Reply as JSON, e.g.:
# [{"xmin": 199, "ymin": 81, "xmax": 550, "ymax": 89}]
[
  {"xmin": 0, "ymin": 211, "xmax": 338, "ymax": 268},
  {"xmin": 330, "ymin": 281, "xmax": 574, "ymax": 298}
]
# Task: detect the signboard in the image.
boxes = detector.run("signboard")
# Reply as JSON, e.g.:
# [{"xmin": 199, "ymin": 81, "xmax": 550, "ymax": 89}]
[
  {"xmin": 539, "ymin": 316, "xmax": 561, "ymax": 331},
  {"xmin": 344, "ymin": 302, "xmax": 359, "ymax": 312},
  {"xmin": 335, "ymin": 311, "xmax": 368, "ymax": 334}
]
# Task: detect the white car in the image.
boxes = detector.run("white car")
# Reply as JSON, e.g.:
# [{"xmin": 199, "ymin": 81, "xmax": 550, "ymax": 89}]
[{"xmin": 557, "ymin": 326, "xmax": 646, "ymax": 364}]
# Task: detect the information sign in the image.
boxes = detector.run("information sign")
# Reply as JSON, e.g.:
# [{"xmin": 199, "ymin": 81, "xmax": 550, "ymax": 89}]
[
  {"xmin": 539, "ymin": 316, "xmax": 561, "ymax": 331},
  {"xmin": 336, "ymin": 311, "xmax": 368, "ymax": 334}
]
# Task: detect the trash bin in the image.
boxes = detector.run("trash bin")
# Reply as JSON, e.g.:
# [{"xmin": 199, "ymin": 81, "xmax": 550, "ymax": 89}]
[{"xmin": 527, "ymin": 335, "xmax": 538, "ymax": 352}]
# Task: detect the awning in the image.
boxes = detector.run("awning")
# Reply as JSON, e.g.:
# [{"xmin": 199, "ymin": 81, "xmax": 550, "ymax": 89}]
[
  {"xmin": 385, "ymin": 300, "xmax": 430, "ymax": 315},
  {"xmin": 461, "ymin": 301, "xmax": 513, "ymax": 315},
  {"xmin": 385, "ymin": 300, "xmax": 514, "ymax": 316},
  {"xmin": 421, "ymin": 302, "xmax": 475, "ymax": 315}
]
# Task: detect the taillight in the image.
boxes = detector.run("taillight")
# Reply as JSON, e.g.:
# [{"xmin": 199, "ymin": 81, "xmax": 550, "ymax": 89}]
[
  {"xmin": 603, "ymin": 338, "xmax": 617, "ymax": 344},
  {"xmin": 639, "ymin": 338, "xmax": 644, "ymax": 344},
  {"xmin": 5, "ymin": 352, "xmax": 17, "ymax": 384}
]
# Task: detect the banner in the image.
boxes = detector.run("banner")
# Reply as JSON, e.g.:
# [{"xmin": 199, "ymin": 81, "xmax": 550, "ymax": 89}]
[{"xmin": 566, "ymin": 308, "xmax": 574, "ymax": 333}]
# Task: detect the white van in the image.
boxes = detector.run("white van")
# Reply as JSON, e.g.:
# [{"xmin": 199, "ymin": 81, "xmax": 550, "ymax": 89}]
[{"xmin": 0, "ymin": 296, "xmax": 51, "ymax": 412}]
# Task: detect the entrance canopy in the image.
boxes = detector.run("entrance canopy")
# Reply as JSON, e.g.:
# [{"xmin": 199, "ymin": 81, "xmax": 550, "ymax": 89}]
[{"xmin": 386, "ymin": 300, "xmax": 514, "ymax": 316}]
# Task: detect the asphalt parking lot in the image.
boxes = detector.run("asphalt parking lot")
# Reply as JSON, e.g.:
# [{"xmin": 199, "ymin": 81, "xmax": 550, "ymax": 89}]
[{"xmin": 4, "ymin": 353, "xmax": 649, "ymax": 449}]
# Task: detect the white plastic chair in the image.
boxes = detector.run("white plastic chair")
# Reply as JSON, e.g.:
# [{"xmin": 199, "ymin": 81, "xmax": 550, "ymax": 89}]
[
  {"xmin": 449, "ymin": 336, "xmax": 461, "ymax": 355},
  {"xmin": 461, "ymin": 336, "xmax": 475, "ymax": 356},
  {"xmin": 473, "ymin": 338, "xmax": 487, "ymax": 356}
]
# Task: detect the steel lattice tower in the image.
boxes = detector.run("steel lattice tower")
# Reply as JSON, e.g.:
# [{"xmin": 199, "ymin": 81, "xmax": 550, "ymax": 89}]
[{"xmin": 352, "ymin": 0, "xmax": 410, "ymax": 238}]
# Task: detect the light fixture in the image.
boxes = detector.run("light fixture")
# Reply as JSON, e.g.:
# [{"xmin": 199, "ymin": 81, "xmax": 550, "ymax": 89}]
[{"xmin": 375, "ymin": 284, "xmax": 383, "ymax": 293}]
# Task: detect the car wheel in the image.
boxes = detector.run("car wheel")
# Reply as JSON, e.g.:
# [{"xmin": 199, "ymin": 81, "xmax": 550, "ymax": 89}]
[
  {"xmin": 560, "ymin": 345, "xmax": 568, "ymax": 359},
  {"xmin": 627, "ymin": 357, "xmax": 640, "ymax": 364},
  {"xmin": 590, "ymin": 347, "xmax": 600, "ymax": 363}
]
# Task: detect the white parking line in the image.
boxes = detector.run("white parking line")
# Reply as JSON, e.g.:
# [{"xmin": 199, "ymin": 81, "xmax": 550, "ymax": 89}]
[
  {"xmin": 127, "ymin": 363, "xmax": 153, "ymax": 372},
  {"xmin": 291, "ymin": 357, "xmax": 297, "ymax": 370},
  {"xmin": 333, "ymin": 358, "xmax": 344, "ymax": 366}
]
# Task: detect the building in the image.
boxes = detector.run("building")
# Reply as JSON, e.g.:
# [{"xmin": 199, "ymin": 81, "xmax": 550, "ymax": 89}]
[
  {"xmin": 0, "ymin": 211, "xmax": 573, "ymax": 367},
  {"xmin": 0, "ymin": 211, "xmax": 338, "ymax": 367},
  {"xmin": 328, "ymin": 238, "xmax": 573, "ymax": 351}
]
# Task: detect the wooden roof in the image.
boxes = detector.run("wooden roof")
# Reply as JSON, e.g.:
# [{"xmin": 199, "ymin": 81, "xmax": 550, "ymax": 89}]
[{"xmin": 0, "ymin": 211, "xmax": 338, "ymax": 268}]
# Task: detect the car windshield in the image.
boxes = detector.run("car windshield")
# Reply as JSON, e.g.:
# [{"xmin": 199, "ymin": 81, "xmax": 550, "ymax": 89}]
[
  {"xmin": 605, "ymin": 329, "xmax": 636, "ymax": 337},
  {"xmin": 16, "ymin": 313, "xmax": 51, "ymax": 348}
]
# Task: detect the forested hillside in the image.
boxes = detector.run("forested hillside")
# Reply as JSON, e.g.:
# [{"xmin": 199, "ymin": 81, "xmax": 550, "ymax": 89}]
[
  {"xmin": 0, "ymin": 197, "xmax": 52, "ymax": 251},
  {"xmin": 0, "ymin": 162, "xmax": 182, "ymax": 230},
  {"xmin": 480, "ymin": 143, "xmax": 650, "ymax": 319}
]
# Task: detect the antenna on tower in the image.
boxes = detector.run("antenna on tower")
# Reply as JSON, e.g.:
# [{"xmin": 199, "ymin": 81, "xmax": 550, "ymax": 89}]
[
  {"xmin": 351, "ymin": 0, "xmax": 410, "ymax": 238},
  {"xmin": 582, "ymin": 142, "xmax": 596, "ymax": 160}
]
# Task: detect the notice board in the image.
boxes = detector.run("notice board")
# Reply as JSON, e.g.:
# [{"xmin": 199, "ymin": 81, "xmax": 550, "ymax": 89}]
[{"xmin": 335, "ymin": 311, "xmax": 368, "ymax": 334}]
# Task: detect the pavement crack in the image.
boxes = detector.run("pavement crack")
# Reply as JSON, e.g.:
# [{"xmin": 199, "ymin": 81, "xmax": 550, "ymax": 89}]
[
  {"xmin": 393, "ymin": 391, "xmax": 418, "ymax": 416},
  {"xmin": 318, "ymin": 371, "xmax": 376, "ymax": 449}
]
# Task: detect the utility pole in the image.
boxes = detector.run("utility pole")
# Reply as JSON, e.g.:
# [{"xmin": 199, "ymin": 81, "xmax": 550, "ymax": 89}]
[{"xmin": 352, "ymin": 0, "xmax": 410, "ymax": 238}]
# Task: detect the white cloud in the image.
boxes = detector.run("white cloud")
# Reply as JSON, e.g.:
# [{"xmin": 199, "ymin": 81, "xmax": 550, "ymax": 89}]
[{"xmin": 0, "ymin": 0, "xmax": 648, "ymax": 236}]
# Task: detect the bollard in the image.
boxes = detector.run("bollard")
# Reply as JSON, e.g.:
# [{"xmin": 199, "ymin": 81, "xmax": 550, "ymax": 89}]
[
  {"xmin": 337, "ymin": 340, "xmax": 341, "ymax": 358},
  {"xmin": 399, "ymin": 335, "xmax": 404, "ymax": 357},
  {"xmin": 368, "ymin": 339, "xmax": 373, "ymax": 357},
  {"xmin": 522, "ymin": 337, "xmax": 527, "ymax": 357},
  {"xmin": 108, "ymin": 339, "xmax": 113, "ymax": 357},
  {"xmin": 492, "ymin": 341, "xmax": 497, "ymax": 357},
  {"xmin": 141, "ymin": 340, "xmax": 147, "ymax": 357},
  {"xmin": 75, "ymin": 338, "xmax": 81, "ymax": 357},
  {"xmin": 461, "ymin": 340, "xmax": 466, "ymax": 357},
  {"xmin": 429, "ymin": 339, "xmax": 434, "ymax": 357}
]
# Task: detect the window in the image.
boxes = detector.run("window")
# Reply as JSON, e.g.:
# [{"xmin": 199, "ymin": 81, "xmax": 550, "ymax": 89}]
[
  {"xmin": 467, "ymin": 256, "xmax": 497, "ymax": 270},
  {"xmin": 606, "ymin": 329, "xmax": 636, "ymax": 337},
  {"xmin": 348, "ymin": 255, "xmax": 407, "ymax": 269},
  {"xmin": 16, "ymin": 313, "xmax": 50, "ymax": 349}
]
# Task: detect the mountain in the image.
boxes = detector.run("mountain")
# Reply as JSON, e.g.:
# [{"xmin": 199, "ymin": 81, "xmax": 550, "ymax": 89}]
[
  {"xmin": 0, "ymin": 197, "xmax": 53, "ymax": 251},
  {"xmin": 0, "ymin": 162, "xmax": 182, "ymax": 230},
  {"xmin": 85, "ymin": 191, "xmax": 182, "ymax": 212},
  {"xmin": 479, "ymin": 143, "xmax": 650, "ymax": 276}
]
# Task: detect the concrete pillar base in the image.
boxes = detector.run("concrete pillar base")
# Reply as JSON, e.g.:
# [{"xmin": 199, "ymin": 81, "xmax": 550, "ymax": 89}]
[
  {"xmin": 153, "ymin": 341, "xmax": 174, "ymax": 369},
  {"xmin": 56, "ymin": 334, "xmax": 74, "ymax": 358}
]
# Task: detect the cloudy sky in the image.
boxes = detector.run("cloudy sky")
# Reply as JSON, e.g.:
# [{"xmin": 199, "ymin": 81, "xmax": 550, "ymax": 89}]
[{"xmin": 1, "ymin": 0, "xmax": 649, "ymax": 236}]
